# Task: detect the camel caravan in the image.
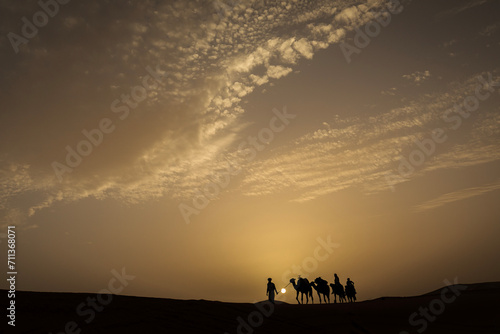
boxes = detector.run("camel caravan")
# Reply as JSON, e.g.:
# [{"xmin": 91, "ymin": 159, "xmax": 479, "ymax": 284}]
[{"xmin": 288, "ymin": 274, "xmax": 357, "ymax": 304}]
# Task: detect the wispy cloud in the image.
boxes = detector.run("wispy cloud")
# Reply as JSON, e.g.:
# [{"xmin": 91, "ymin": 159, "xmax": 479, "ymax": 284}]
[
  {"xmin": 1, "ymin": 0, "xmax": 395, "ymax": 220},
  {"xmin": 402, "ymin": 70, "xmax": 431, "ymax": 85},
  {"xmin": 479, "ymin": 22, "xmax": 500, "ymax": 37},
  {"xmin": 381, "ymin": 87, "xmax": 397, "ymax": 96},
  {"xmin": 413, "ymin": 179, "xmax": 500, "ymax": 212},
  {"xmin": 435, "ymin": 0, "xmax": 490, "ymax": 21},
  {"xmin": 239, "ymin": 71, "xmax": 500, "ymax": 202},
  {"xmin": 1, "ymin": 1, "xmax": 499, "ymax": 223}
]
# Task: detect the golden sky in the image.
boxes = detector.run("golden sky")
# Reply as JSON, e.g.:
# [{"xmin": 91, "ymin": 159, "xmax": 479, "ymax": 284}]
[{"xmin": 1, "ymin": 0, "xmax": 499, "ymax": 303}]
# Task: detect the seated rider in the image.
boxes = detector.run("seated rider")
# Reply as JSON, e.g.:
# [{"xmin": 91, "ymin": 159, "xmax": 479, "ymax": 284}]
[
  {"xmin": 334, "ymin": 273, "xmax": 341, "ymax": 286},
  {"xmin": 346, "ymin": 278, "xmax": 356, "ymax": 294}
]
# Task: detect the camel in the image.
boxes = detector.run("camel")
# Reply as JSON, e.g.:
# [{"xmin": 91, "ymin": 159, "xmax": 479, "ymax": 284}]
[
  {"xmin": 345, "ymin": 283, "xmax": 357, "ymax": 302},
  {"xmin": 289, "ymin": 278, "xmax": 313, "ymax": 304},
  {"xmin": 329, "ymin": 283, "xmax": 346, "ymax": 303},
  {"xmin": 310, "ymin": 277, "xmax": 330, "ymax": 304}
]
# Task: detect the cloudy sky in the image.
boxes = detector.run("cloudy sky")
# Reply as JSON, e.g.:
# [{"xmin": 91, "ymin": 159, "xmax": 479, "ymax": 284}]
[{"xmin": 1, "ymin": 0, "xmax": 499, "ymax": 303}]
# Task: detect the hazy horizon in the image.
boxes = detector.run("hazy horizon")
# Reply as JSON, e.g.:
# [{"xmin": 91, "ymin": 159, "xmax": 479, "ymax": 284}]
[{"xmin": 1, "ymin": 0, "xmax": 500, "ymax": 304}]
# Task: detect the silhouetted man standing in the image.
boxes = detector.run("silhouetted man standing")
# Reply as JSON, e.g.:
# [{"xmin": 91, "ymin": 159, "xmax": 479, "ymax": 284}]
[{"xmin": 266, "ymin": 278, "xmax": 278, "ymax": 304}]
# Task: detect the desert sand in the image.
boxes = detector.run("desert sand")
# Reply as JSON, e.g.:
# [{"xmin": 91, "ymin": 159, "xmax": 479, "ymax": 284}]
[{"xmin": 4, "ymin": 282, "xmax": 500, "ymax": 333}]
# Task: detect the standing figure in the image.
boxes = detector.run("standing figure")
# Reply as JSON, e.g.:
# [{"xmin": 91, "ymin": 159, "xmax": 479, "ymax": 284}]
[{"xmin": 266, "ymin": 278, "xmax": 279, "ymax": 304}]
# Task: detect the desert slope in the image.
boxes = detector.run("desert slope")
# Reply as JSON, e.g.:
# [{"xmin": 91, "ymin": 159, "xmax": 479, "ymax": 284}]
[{"xmin": 3, "ymin": 282, "xmax": 500, "ymax": 333}]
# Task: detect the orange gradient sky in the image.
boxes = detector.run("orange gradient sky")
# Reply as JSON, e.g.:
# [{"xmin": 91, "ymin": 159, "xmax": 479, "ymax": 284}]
[{"xmin": 1, "ymin": 0, "xmax": 500, "ymax": 303}]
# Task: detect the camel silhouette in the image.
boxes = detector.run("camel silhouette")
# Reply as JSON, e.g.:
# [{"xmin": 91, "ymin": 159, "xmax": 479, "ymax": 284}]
[
  {"xmin": 290, "ymin": 278, "xmax": 313, "ymax": 304},
  {"xmin": 330, "ymin": 283, "xmax": 346, "ymax": 303},
  {"xmin": 346, "ymin": 279, "xmax": 357, "ymax": 302},
  {"xmin": 310, "ymin": 277, "xmax": 330, "ymax": 303}
]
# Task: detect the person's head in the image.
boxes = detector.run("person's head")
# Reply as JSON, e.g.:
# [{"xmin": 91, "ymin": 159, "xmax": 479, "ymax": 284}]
[
  {"xmin": 268, "ymin": 278, "xmax": 272, "ymax": 282},
  {"xmin": 334, "ymin": 273, "xmax": 338, "ymax": 277}
]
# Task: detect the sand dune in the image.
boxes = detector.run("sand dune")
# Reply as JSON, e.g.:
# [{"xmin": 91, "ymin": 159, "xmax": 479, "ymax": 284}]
[{"xmin": 4, "ymin": 282, "xmax": 500, "ymax": 333}]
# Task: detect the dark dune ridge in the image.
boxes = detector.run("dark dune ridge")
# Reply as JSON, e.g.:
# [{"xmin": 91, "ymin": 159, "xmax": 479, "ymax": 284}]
[{"xmin": 4, "ymin": 282, "xmax": 500, "ymax": 333}]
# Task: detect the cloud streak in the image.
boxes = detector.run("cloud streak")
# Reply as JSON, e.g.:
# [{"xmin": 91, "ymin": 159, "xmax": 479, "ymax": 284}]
[
  {"xmin": 413, "ymin": 179, "xmax": 500, "ymax": 212},
  {"xmin": 1, "ymin": 0, "xmax": 393, "ymax": 223},
  {"xmin": 239, "ymin": 70, "xmax": 500, "ymax": 202},
  {"xmin": 1, "ymin": 0, "xmax": 499, "ymax": 225}
]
